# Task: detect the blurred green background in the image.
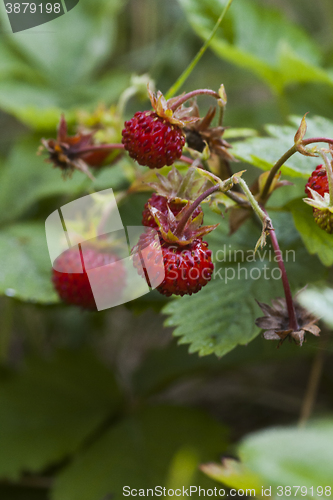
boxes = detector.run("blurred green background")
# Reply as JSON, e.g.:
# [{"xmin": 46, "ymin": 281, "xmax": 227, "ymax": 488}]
[{"xmin": 1, "ymin": 0, "xmax": 333, "ymax": 498}]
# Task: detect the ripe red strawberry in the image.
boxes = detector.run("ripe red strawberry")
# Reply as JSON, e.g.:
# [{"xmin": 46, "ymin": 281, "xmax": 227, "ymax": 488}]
[
  {"xmin": 142, "ymin": 193, "xmax": 202, "ymax": 228},
  {"xmin": 121, "ymin": 88, "xmax": 201, "ymax": 170},
  {"xmin": 52, "ymin": 246, "xmax": 125, "ymax": 310},
  {"xmin": 122, "ymin": 111, "xmax": 185, "ymax": 169},
  {"xmin": 305, "ymin": 165, "xmax": 328, "ymax": 198},
  {"xmin": 133, "ymin": 231, "xmax": 214, "ymax": 297}
]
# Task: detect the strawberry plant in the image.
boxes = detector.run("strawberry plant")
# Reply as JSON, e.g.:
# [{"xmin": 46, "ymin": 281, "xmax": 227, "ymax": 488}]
[{"xmin": 0, "ymin": 0, "xmax": 333, "ymax": 499}]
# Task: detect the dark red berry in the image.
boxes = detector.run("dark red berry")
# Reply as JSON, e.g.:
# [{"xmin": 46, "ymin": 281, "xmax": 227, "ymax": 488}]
[
  {"xmin": 142, "ymin": 193, "xmax": 203, "ymax": 228},
  {"xmin": 305, "ymin": 165, "xmax": 329, "ymax": 198},
  {"xmin": 122, "ymin": 111, "xmax": 185, "ymax": 169},
  {"xmin": 133, "ymin": 232, "xmax": 214, "ymax": 297},
  {"xmin": 52, "ymin": 246, "xmax": 125, "ymax": 310}
]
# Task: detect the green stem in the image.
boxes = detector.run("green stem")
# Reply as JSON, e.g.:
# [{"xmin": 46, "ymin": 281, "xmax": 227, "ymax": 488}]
[
  {"xmin": 174, "ymin": 184, "xmax": 220, "ymax": 237},
  {"xmin": 165, "ymin": 0, "xmax": 235, "ymax": 100},
  {"xmin": 260, "ymin": 145, "xmax": 296, "ymax": 202},
  {"xmin": 238, "ymin": 178, "xmax": 269, "ymax": 225},
  {"xmin": 169, "ymin": 89, "xmax": 220, "ymax": 112},
  {"xmin": 261, "ymin": 137, "xmax": 333, "ymax": 203},
  {"xmin": 225, "ymin": 189, "xmax": 250, "ymax": 206}
]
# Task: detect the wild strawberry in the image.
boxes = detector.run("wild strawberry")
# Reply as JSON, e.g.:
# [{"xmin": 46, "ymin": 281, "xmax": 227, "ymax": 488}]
[
  {"xmin": 122, "ymin": 111, "xmax": 185, "ymax": 169},
  {"xmin": 52, "ymin": 246, "xmax": 125, "ymax": 310},
  {"xmin": 305, "ymin": 165, "xmax": 328, "ymax": 198},
  {"xmin": 142, "ymin": 193, "xmax": 202, "ymax": 228},
  {"xmin": 122, "ymin": 88, "xmax": 204, "ymax": 169},
  {"xmin": 134, "ymin": 233, "xmax": 214, "ymax": 297},
  {"xmin": 132, "ymin": 199, "xmax": 217, "ymax": 297}
]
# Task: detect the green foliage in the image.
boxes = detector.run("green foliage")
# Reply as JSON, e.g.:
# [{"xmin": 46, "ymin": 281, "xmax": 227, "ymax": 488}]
[
  {"xmin": 0, "ymin": 222, "xmax": 59, "ymax": 303},
  {"xmin": 289, "ymin": 199, "xmax": 333, "ymax": 266},
  {"xmin": 0, "ymin": 349, "xmax": 122, "ymax": 479},
  {"xmin": 203, "ymin": 420, "xmax": 333, "ymax": 494},
  {"xmin": 52, "ymin": 405, "xmax": 228, "ymax": 500},
  {"xmin": 233, "ymin": 115, "xmax": 333, "ymax": 177},
  {"xmin": 298, "ymin": 286, "xmax": 333, "ymax": 328},
  {"xmin": 0, "ymin": 138, "xmax": 87, "ymax": 225},
  {"xmin": 178, "ymin": 0, "xmax": 330, "ymax": 93},
  {"xmin": 163, "ymin": 209, "xmax": 327, "ymax": 357},
  {"xmin": 0, "ymin": 136, "xmax": 131, "ymax": 226},
  {"xmin": 1, "ymin": 0, "xmax": 333, "ymax": 498},
  {"xmin": 163, "ymin": 273, "xmax": 261, "ymax": 357},
  {"xmin": 0, "ymin": 0, "xmax": 129, "ymax": 129}
]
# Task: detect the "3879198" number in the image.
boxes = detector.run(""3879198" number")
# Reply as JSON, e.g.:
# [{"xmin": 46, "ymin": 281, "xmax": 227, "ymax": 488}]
[{"xmin": 5, "ymin": 3, "xmax": 61, "ymax": 14}]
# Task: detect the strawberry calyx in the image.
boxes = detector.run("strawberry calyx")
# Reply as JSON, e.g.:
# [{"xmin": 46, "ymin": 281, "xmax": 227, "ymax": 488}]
[
  {"xmin": 148, "ymin": 203, "xmax": 218, "ymax": 246},
  {"xmin": 147, "ymin": 87, "xmax": 222, "ymax": 129},
  {"xmin": 148, "ymin": 88, "xmax": 199, "ymax": 128},
  {"xmin": 304, "ymin": 188, "xmax": 333, "ymax": 233}
]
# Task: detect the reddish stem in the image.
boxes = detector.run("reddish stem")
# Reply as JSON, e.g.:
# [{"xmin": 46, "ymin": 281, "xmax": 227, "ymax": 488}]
[
  {"xmin": 78, "ymin": 144, "xmax": 125, "ymax": 154},
  {"xmin": 302, "ymin": 137, "xmax": 333, "ymax": 147},
  {"xmin": 262, "ymin": 208, "xmax": 298, "ymax": 331},
  {"xmin": 168, "ymin": 89, "xmax": 220, "ymax": 112},
  {"xmin": 174, "ymin": 184, "xmax": 220, "ymax": 237},
  {"xmin": 179, "ymin": 155, "xmax": 195, "ymax": 165}
]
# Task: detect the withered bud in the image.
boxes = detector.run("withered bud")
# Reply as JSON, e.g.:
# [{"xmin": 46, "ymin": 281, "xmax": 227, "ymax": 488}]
[
  {"xmin": 39, "ymin": 115, "xmax": 108, "ymax": 180},
  {"xmin": 256, "ymin": 296, "xmax": 320, "ymax": 347}
]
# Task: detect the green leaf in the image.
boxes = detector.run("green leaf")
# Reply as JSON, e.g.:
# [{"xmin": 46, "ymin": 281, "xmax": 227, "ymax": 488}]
[
  {"xmin": 162, "ymin": 208, "xmax": 326, "ymax": 357},
  {"xmin": 289, "ymin": 199, "xmax": 333, "ymax": 267},
  {"xmin": 239, "ymin": 420, "xmax": 333, "ymax": 490},
  {"xmin": 178, "ymin": 0, "xmax": 328, "ymax": 93},
  {"xmin": 52, "ymin": 405, "xmax": 228, "ymax": 500},
  {"xmin": 0, "ymin": 1, "xmax": 128, "ymax": 126},
  {"xmin": 0, "ymin": 137, "xmax": 129, "ymax": 225},
  {"xmin": 201, "ymin": 458, "xmax": 262, "ymax": 492},
  {"xmin": 1, "ymin": 1, "xmax": 123, "ymax": 87},
  {"xmin": 0, "ymin": 138, "xmax": 88, "ymax": 225},
  {"xmin": 0, "ymin": 71, "xmax": 129, "ymax": 131},
  {"xmin": 232, "ymin": 114, "xmax": 333, "ymax": 178},
  {"xmin": 163, "ymin": 271, "xmax": 260, "ymax": 357},
  {"xmin": 298, "ymin": 286, "xmax": 333, "ymax": 328},
  {"xmin": 0, "ymin": 222, "xmax": 58, "ymax": 303},
  {"xmin": 203, "ymin": 420, "xmax": 333, "ymax": 494},
  {"xmin": 0, "ymin": 349, "xmax": 122, "ymax": 480}
]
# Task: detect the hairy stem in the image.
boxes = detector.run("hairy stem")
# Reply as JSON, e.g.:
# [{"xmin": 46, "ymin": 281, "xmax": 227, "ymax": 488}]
[
  {"xmin": 169, "ymin": 89, "xmax": 220, "ymax": 112},
  {"xmin": 165, "ymin": 0, "xmax": 234, "ymax": 100},
  {"xmin": 174, "ymin": 184, "xmax": 220, "ymax": 237},
  {"xmin": 238, "ymin": 178, "xmax": 269, "ymax": 225}
]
